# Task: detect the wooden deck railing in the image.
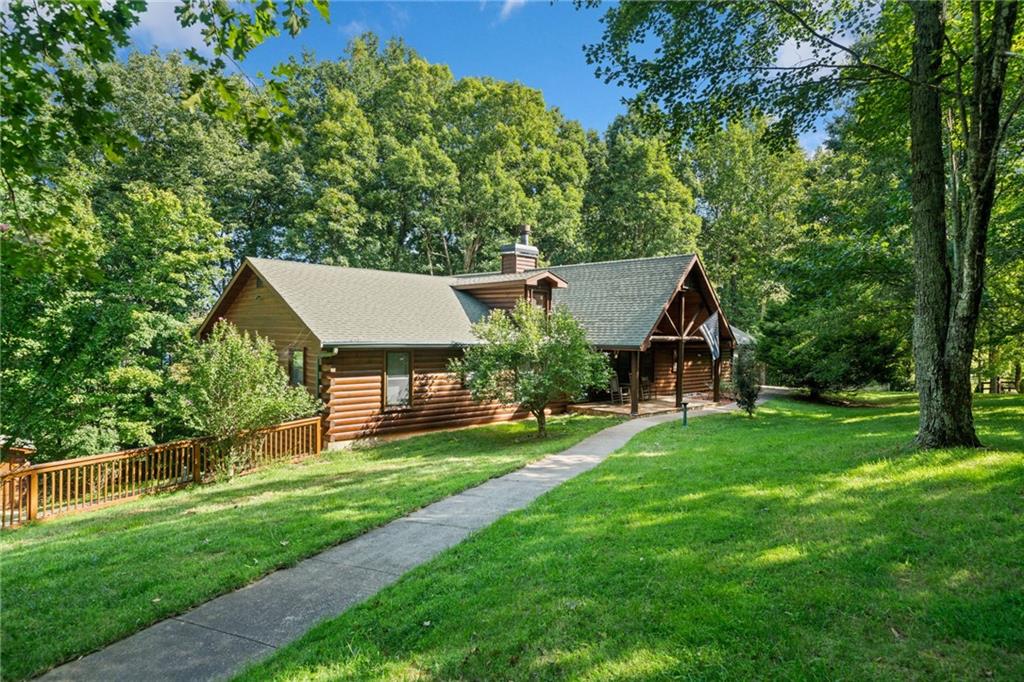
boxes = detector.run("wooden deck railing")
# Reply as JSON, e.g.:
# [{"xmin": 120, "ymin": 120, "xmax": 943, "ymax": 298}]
[{"xmin": 0, "ymin": 416, "xmax": 322, "ymax": 529}]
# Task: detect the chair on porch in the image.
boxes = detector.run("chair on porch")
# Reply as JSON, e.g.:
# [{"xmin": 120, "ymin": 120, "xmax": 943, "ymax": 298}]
[
  {"xmin": 609, "ymin": 375, "xmax": 629, "ymax": 404},
  {"xmin": 629, "ymin": 373, "xmax": 653, "ymax": 401}
]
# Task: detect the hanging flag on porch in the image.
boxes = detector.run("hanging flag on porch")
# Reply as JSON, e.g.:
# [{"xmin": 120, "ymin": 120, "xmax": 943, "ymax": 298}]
[{"xmin": 699, "ymin": 312, "xmax": 720, "ymax": 361}]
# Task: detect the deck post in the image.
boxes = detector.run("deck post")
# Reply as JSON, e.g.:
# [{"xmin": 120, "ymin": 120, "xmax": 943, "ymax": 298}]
[
  {"xmin": 630, "ymin": 350, "xmax": 640, "ymax": 417},
  {"xmin": 192, "ymin": 441, "xmax": 201, "ymax": 483},
  {"xmin": 27, "ymin": 472, "xmax": 38, "ymax": 521}
]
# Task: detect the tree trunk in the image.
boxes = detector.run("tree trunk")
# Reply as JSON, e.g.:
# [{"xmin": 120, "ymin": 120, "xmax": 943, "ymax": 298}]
[
  {"xmin": 909, "ymin": 2, "xmax": 977, "ymax": 447},
  {"xmin": 424, "ymin": 231, "xmax": 435, "ymax": 276},
  {"xmin": 910, "ymin": 1, "xmax": 1018, "ymax": 446},
  {"xmin": 463, "ymin": 233, "xmax": 483, "ymax": 273},
  {"xmin": 1014, "ymin": 362, "xmax": 1021, "ymax": 393},
  {"xmin": 533, "ymin": 408, "xmax": 547, "ymax": 437},
  {"xmin": 441, "ymin": 231, "xmax": 453, "ymax": 275}
]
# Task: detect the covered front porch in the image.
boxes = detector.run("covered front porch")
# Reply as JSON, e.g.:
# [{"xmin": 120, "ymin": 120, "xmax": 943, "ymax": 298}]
[{"xmin": 559, "ymin": 253, "xmax": 735, "ymax": 418}]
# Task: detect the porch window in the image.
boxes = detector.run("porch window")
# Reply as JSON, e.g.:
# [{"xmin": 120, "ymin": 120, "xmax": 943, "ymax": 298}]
[
  {"xmin": 289, "ymin": 348, "xmax": 305, "ymax": 386},
  {"xmin": 385, "ymin": 351, "xmax": 412, "ymax": 407}
]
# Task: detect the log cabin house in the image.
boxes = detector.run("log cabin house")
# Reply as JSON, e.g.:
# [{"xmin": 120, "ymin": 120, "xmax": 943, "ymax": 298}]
[{"xmin": 199, "ymin": 228, "xmax": 737, "ymax": 446}]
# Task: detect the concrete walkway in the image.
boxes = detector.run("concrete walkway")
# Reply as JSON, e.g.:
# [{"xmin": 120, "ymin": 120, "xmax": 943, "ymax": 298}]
[{"xmin": 44, "ymin": 402, "xmax": 741, "ymax": 681}]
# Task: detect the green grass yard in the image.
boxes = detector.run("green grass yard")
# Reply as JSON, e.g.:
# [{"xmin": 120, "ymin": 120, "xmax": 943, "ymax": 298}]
[
  {"xmin": 0, "ymin": 414, "xmax": 616, "ymax": 681},
  {"xmin": 238, "ymin": 394, "xmax": 1024, "ymax": 681}
]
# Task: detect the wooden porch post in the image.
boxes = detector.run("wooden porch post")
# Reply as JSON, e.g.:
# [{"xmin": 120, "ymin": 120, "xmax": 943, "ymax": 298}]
[
  {"xmin": 676, "ymin": 293, "xmax": 685, "ymax": 408},
  {"xmin": 630, "ymin": 350, "xmax": 640, "ymax": 417},
  {"xmin": 676, "ymin": 339, "xmax": 685, "ymax": 407},
  {"xmin": 712, "ymin": 356, "xmax": 721, "ymax": 402}
]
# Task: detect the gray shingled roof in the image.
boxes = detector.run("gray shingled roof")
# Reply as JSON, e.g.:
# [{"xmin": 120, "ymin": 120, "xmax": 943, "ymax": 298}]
[
  {"xmin": 247, "ymin": 258, "xmax": 491, "ymax": 347},
  {"xmin": 243, "ymin": 254, "xmax": 695, "ymax": 350},
  {"xmin": 731, "ymin": 326, "xmax": 755, "ymax": 345},
  {"xmin": 450, "ymin": 272, "xmax": 532, "ymax": 286},
  {"xmin": 544, "ymin": 254, "xmax": 694, "ymax": 348}
]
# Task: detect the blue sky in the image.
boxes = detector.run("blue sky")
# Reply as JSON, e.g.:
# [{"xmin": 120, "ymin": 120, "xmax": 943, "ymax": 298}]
[{"xmin": 130, "ymin": 1, "xmax": 827, "ymax": 150}]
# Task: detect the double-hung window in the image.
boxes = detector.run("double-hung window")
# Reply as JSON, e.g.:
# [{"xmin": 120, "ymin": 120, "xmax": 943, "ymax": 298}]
[
  {"xmin": 385, "ymin": 351, "xmax": 412, "ymax": 407},
  {"xmin": 289, "ymin": 348, "xmax": 305, "ymax": 386}
]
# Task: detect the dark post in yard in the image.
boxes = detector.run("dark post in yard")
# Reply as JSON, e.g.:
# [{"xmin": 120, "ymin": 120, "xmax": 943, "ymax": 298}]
[{"xmin": 630, "ymin": 350, "xmax": 640, "ymax": 417}]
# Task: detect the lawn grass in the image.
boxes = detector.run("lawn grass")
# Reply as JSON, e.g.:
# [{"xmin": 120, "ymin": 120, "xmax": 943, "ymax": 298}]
[
  {"xmin": 238, "ymin": 393, "xmax": 1024, "ymax": 681},
  {"xmin": 0, "ymin": 414, "xmax": 617, "ymax": 681}
]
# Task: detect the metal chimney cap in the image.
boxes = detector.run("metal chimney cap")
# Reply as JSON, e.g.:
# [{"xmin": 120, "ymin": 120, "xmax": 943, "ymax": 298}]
[{"xmin": 518, "ymin": 224, "xmax": 532, "ymax": 245}]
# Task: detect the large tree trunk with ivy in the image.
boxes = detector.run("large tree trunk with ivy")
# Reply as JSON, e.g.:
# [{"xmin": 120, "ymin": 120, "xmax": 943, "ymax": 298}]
[{"xmin": 909, "ymin": 1, "xmax": 1017, "ymax": 448}]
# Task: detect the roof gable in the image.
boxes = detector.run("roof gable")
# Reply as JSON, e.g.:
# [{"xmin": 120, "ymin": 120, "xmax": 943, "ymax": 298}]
[
  {"xmin": 240, "ymin": 258, "xmax": 491, "ymax": 347},
  {"xmin": 545, "ymin": 254, "xmax": 695, "ymax": 349},
  {"xmin": 198, "ymin": 261, "xmax": 320, "ymax": 345}
]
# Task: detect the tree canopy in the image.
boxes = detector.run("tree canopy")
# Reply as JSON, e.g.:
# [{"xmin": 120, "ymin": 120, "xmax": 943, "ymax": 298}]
[
  {"xmin": 1, "ymin": 0, "xmax": 329, "ymax": 276},
  {"xmin": 2, "ymin": 12, "xmax": 1021, "ymax": 459}
]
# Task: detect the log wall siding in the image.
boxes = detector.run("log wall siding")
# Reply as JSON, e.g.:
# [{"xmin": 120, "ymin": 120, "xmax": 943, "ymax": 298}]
[
  {"xmin": 214, "ymin": 270, "xmax": 319, "ymax": 392},
  {"xmin": 453, "ymin": 282, "xmax": 527, "ymax": 311},
  {"xmin": 321, "ymin": 348, "xmax": 562, "ymax": 442},
  {"xmin": 650, "ymin": 343, "xmax": 733, "ymax": 397},
  {"xmin": 652, "ymin": 344, "xmax": 676, "ymax": 397}
]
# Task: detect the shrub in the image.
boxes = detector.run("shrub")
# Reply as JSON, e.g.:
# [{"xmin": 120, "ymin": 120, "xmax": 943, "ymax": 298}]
[
  {"xmin": 169, "ymin": 321, "xmax": 320, "ymax": 476},
  {"xmin": 730, "ymin": 343, "xmax": 761, "ymax": 416},
  {"xmin": 451, "ymin": 300, "xmax": 610, "ymax": 436}
]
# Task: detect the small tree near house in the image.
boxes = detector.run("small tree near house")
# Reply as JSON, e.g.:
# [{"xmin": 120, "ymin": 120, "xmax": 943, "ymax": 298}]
[
  {"xmin": 169, "ymin": 321, "xmax": 321, "ymax": 477},
  {"xmin": 451, "ymin": 300, "xmax": 610, "ymax": 437},
  {"xmin": 729, "ymin": 343, "xmax": 761, "ymax": 417}
]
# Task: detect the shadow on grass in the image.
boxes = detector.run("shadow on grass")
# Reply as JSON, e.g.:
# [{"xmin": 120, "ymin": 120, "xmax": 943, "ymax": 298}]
[
  {"xmin": 240, "ymin": 395, "xmax": 1024, "ymax": 681},
  {"xmin": 0, "ymin": 414, "xmax": 617, "ymax": 682}
]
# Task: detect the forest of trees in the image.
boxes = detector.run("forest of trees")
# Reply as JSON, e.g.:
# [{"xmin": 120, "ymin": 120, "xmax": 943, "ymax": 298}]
[{"xmin": 2, "ymin": 5, "xmax": 1021, "ymax": 459}]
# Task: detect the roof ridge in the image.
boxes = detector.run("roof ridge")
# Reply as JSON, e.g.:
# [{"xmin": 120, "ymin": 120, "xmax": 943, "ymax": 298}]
[
  {"xmin": 451, "ymin": 270, "xmax": 501, "ymax": 278},
  {"xmin": 537, "ymin": 253, "xmax": 695, "ymax": 271},
  {"xmin": 247, "ymin": 256, "xmax": 450, "ymax": 281},
  {"xmin": 248, "ymin": 254, "xmax": 695, "ymax": 281}
]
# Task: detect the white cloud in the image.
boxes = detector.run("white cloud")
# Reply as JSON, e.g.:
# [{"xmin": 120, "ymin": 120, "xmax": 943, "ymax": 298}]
[
  {"xmin": 387, "ymin": 3, "xmax": 410, "ymax": 29},
  {"xmin": 776, "ymin": 38, "xmax": 817, "ymax": 69},
  {"xmin": 776, "ymin": 33, "xmax": 854, "ymax": 71},
  {"xmin": 499, "ymin": 0, "xmax": 527, "ymax": 21},
  {"xmin": 341, "ymin": 19, "xmax": 369, "ymax": 37},
  {"xmin": 131, "ymin": 1, "xmax": 207, "ymax": 53}
]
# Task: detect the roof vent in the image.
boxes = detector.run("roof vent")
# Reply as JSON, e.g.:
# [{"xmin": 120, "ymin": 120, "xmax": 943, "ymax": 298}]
[{"xmin": 500, "ymin": 224, "xmax": 539, "ymax": 274}]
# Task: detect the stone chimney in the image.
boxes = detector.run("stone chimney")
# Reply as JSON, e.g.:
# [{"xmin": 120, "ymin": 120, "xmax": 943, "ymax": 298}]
[{"xmin": 500, "ymin": 224, "xmax": 539, "ymax": 274}]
